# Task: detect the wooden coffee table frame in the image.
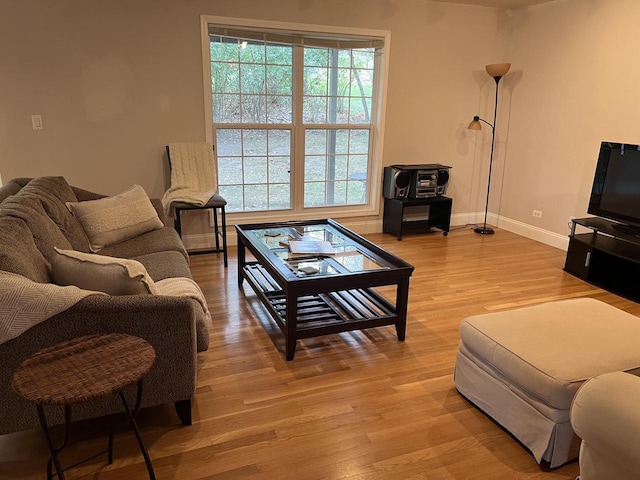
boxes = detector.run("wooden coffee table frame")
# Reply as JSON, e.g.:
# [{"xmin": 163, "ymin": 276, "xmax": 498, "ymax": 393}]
[{"xmin": 236, "ymin": 219, "xmax": 415, "ymax": 360}]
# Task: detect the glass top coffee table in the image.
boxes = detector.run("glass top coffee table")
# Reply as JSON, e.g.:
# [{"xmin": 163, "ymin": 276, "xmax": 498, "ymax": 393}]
[{"xmin": 235, "ymin": 219, "xmax": 415, "ymax": 360}]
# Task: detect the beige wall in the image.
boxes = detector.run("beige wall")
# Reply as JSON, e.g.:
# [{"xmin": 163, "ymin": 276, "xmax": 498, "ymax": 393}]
[
  {"xmin": 0, "ymin": 0, "xmax": 508, "ymax": 234},
  {"xmin": 504, "ymin": 0, "xmax": 640, "ymax": 241}
]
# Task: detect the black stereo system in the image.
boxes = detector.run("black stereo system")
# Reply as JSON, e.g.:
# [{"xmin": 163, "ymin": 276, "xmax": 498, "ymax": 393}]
[{"xmin": 383, "ymin": 164, "xmax": 451, "ymax": 199}]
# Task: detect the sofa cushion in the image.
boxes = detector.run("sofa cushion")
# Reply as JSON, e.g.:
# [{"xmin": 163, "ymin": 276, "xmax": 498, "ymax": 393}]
[
  {"xmin": 51, "ymin": 248, "xmax": 159, "ymax": 295},
  {"xmin": 133, "ymin": 251, "xmax": 193, "ymax": 281},
  {"xmin": 0, "ymin": 215, "xmax": 50, "ymax": 283},
  {"xmin": 16, "ymin": 177, "xmax": 90, "ymax": 252},
  {"xmin": 99, "ymin": 226, "xmax": 188, "ymax": 262},
  {"xmin": 66, "ymin": 185, "xmax": 163, "ymax": 252}
]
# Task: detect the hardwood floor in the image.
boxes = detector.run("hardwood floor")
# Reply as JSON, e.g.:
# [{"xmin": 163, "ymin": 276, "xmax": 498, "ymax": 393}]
[{"xmin": 2, "ymin": 226, "xmax": 638, "ymax": 479}]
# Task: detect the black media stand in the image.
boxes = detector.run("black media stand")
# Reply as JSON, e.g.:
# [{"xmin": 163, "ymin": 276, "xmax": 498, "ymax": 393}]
[
  {"xmin": 564, "ymin": 217, "xmax": 640, "ymax": 302},
  {"xmin": 383, "ymin": 196, "xmax": 452, "ymax": 240}
]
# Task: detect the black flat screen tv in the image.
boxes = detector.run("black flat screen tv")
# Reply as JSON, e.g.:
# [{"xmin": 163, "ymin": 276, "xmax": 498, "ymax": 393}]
[{"xmin": 588, "ymin": 141, "xmax": 640, "ymax": 235}]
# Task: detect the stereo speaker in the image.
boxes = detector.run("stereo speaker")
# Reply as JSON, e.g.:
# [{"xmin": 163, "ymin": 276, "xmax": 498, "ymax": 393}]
[
  {"xmin": 436, "ymin": 167, "xmax": 450, "ymax": 195},
  {"xmin": 383, "ymin": 166, "xmax": 412, "ymax": 199}
]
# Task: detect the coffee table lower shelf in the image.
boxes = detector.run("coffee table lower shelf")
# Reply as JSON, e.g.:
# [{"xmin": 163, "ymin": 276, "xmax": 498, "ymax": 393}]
[{"xmin": 243, "ymin": 263, "xmax": 400, "ymax": 357}]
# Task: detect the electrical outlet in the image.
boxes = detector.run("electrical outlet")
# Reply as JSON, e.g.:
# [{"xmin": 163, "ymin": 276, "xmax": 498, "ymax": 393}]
[
  {"xmin": 533, "ymin": 210, "xmax": 542, "ymax": 218},
  {"xmin": 31, "ymin": 114, "xmax": 43, "ymax": 130}
]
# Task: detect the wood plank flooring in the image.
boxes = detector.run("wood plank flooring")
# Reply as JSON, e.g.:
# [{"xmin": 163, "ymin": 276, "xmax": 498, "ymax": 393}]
[{"xmin": 2, "ymin": 226, "xmax": 638, "ymax": 479}]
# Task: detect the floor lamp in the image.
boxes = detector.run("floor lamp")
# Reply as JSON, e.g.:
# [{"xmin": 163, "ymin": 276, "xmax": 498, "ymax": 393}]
[{"xmin": 468, "ymin": 62, "xmax": 511, "ymax": 235}]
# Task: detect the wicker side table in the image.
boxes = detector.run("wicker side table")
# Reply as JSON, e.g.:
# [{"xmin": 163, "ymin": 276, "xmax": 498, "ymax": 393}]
[{"xmin": 11, "ymin": 333, "xmax": 157, "ymax": 480}]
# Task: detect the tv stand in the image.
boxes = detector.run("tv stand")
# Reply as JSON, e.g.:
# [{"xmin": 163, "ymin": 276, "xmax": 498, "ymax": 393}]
[
  {"xmin": 611, "ymin": 222, "xmax": 640, "ymax": 238},
  {"xmin": 564, "ymin": 217, "xmax": 640, "ymax": 302}
]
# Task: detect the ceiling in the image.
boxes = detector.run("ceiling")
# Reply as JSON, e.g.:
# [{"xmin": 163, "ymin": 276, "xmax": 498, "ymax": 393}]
[{"xmin": 435, "ymin": 0, "xmax": 554, "ymax": 8}]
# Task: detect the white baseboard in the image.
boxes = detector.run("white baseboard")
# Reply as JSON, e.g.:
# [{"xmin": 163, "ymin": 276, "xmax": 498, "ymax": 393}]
[
  {"xmin": 182, "ymin": 213, "xmax": 569, "ymax": 251},
  {"xmin": 496, "ymin": 215, "xmax": 569, "ymax": 251}
]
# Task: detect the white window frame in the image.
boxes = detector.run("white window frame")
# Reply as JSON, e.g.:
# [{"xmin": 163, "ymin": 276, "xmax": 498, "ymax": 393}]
[{"xmin": 200, "ymin": 15, "xmax": 391, "ymax": 224}]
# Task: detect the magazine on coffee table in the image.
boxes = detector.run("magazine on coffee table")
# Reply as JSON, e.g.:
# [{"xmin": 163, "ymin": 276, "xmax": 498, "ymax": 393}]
[{"xmin": 288, "ymin": 240, "xmax": 335, "ymax": 256}]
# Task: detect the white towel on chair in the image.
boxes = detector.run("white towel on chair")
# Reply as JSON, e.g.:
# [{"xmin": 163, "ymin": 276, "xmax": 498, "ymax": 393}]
[{"xmin": 161, "ymin": 142, "xmax": 218, "ymax": 216}]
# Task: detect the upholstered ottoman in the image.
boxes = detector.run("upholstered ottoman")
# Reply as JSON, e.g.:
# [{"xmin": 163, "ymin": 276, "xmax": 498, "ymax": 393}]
[{"xmin": 454, "ymin": 298, "xmax": 640, "ymax": 468}]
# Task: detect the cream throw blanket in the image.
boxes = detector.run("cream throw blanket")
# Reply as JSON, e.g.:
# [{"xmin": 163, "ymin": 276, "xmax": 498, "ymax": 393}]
[
  {"xmin": 0, "ymin": 272, "xmax": 211, "ymax": 345},
  {"xmin": 0, "ymin": 271, "xmax": 102, "ymax": 345},
  {"xmin": 161, "ymin": 142, "xmax": 218, "ymax": 217},
  {"xmin": 155, "ymin": 277, "xmax": 212, "ymax": 325}
]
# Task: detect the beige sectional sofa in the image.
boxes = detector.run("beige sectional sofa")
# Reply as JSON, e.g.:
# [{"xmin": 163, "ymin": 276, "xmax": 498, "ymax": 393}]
[{"xmin": 0, "ymin": 176, "xmax": 210, "ymax": 435}]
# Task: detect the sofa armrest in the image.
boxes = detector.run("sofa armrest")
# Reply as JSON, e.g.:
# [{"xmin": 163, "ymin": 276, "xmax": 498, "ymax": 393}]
[
  {"xmin": 570, "ymin": 371, "xmax": 640, "ymax": 479},
  {"xmin": 0, "ymin": 294, "xmax": 199, "ymax": 435}
]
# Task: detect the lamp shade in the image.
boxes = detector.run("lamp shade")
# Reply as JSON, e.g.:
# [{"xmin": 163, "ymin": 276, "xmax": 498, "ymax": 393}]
[
  {"xmin": 468, "ymin": 116, "xmax": 482, "ymax": 130},
  {"xmin": 485, "ymin": 63, "xmax": 511, "ymax": 78}
]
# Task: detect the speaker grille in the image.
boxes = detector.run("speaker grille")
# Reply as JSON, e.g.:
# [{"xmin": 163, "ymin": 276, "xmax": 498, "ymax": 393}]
[
  {"xmin": 396, "ymin": 171, "xmax": 411, "ymax": 189},
  {"xmin": 437, "ymin": 169, "xmax": 449, "ymax": 186}
]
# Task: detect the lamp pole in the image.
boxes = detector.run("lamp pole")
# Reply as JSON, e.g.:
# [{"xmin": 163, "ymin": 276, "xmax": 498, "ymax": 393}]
[
  {"xmin": 469, "ymin": 63, "xmax": 510, "ymax": 235},
  {"xmin": 472, "ymin": 114, "xmax": 495, "ymax": 234}
]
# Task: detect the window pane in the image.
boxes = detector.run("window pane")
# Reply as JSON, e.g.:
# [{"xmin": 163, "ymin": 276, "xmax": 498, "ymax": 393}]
[
  {"xmin": 335, "ymin": 130, "xmax": 349, "ymax": 154},
  {"xmin": 269, "ymin": 183, "xmax": 290, "ymax": 209},
  {"xmin": 353, "ymin": 49, "xmax": 375, "ymax": 69},
  {"xmin": 218, "ymin": 157, "xmax": 243, "ymax": 185},
  {"xmin": 240, "ymin": 64, "xmax": 265, "ymax": 94},
  {"xmin": 305, "ymin": 130, "xmax": 327, "ymax": 155},
  {"xmin": 243, "ymin": 130, "xmax": 267, "ymax": 155},
  {"xmin": 239, "ymin": 42, "xmax": 265, "ymax": 63},
  {"xmin": 213, "ymin": 94, "xmax": 240, "ymax": 123},
  {"xmin": 210, "ymin": 40, "xmax": 239, "ymax": 62},
  {"xmin": 338, "ymin": 50, "xmax": 351, "ymax": 68},
  {"xmin": 304, "ymin": 182, "xmax": 326, "ymax": 207},
  {"xmin": 266, "ymin": 95, "xmax": 291, "ymax": 123},
  {"xmin": 212, "ymin": 62, "xmax": 239, "ymax": 93},
  {"xmin": 269, "ymin": 157, "xmax": 290, "ymax": 183},
  {"xmin": 347, "ymin": 177, "xmax": 366, "ymax": 204},
  {"xmin": 304, "ymin": 48, "xmax": 328, "ymax": 67},
  {"xmin": 304, "ymin": 67, "xmax": 328, "ymax": 96},
  {"xmin": 334, "ymin": 155, "xmax": 348, "ymax": 180},
  {"xmin": 350, "ymin": 130, "xmax": 369, "ymax": 153},
  {"xmin": 303, "ymin": 97, "xmax": 327, "ymax": 123},
  {"xmin": 332, "ymin": 180, "xmax": 347, "ymax": 205},
  {"xmin": 241, "ymin": 95, "xmax": 266, "ymax": 123},
  {"xmin": 244, "ymin": 157, "xmax": 268, "ymax": 184},
  {"xmin": 348, "ymin": 154, "xmax": 369, "ymax": 174},
  {"xmin": 267, "ymin": 65, "xmax": 292, "ymax": 94},
  {"xmin": 350, "ymin": 70, "xmax": 373, "ymax": 97},
  {"xmin": 348, "ymin": 97, "xmax": 371, "ymax": 124},
  {"xmin": 216, "ymin": 129, "xmax": 242, "ymax": 156},
  {"xmin": 244, "ymin": 184, "xmax": 268, "ymax": 211},
  {"xmin": 305, "ymin": 156, "xmax": 326, "ymax": 181},
  {"xmin": 267, "ymin": 45, "xmax": 292, "ymax": 65},
  {"xmin": 219, "ymin": 184, "xmax": 244, "ymax": 212},
  {"xmin": 268, "ymin": 130, "xmax": 291, "ymax": 155}
]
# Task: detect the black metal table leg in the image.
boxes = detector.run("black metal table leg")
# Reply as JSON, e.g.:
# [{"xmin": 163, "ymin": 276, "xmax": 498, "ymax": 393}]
[
  {"xmin": 119, "ymin": 380, "xmax": 156, "ymax": 480},
  {"xmin": 37, "ymin": 404, "xmax": 69, "ymax": 480}
]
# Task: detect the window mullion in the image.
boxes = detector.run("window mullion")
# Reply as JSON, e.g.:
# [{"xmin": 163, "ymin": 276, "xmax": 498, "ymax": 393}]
[{"xmin": 292, "ymin": 45, "xmax": 305, "ymax": 211}]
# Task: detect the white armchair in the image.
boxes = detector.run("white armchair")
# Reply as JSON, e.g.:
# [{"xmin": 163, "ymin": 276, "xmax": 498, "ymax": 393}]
[{"xmin": 570, "ymin": 371, "xmax": 640, "ymax": 480}]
